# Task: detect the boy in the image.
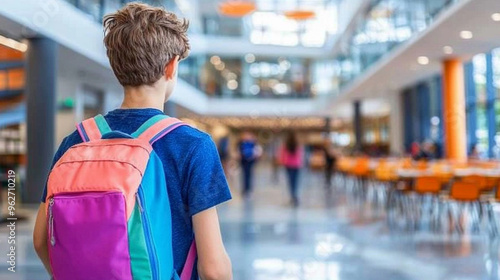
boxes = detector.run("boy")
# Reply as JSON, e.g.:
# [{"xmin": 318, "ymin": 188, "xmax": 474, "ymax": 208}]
[{"xmin": 33, "ymin": 3, "xmax": 232, "ymax": 279}]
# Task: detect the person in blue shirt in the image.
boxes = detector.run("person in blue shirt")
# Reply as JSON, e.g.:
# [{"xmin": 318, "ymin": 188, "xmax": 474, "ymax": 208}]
[
  {"xmin": 33, "ymin": 3, "xmax": 232, "ymax": 280},
  {"xmin": 238, "ymin": 131, "xmax": 261, "ymax": 197}
]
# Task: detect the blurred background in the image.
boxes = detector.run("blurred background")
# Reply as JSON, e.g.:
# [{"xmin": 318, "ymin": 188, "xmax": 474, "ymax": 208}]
[{"xmin": 1, "ymin": 0, "xmax": 500, "ymax": 279}]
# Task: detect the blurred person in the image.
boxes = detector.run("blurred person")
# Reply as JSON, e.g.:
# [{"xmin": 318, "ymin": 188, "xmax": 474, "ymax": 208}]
[
  {"xmin": 469, "ymin": 143, "xmax": 480, "ymax": 160},
  {"xmin": 268, "ymin": 136, "xmax": 281, "ymax": 184},
  {"xmin": 323, "ymin": 137, "xmax": 338, "ymax": 188},
  {"xmin": 33, "ymin": 3, "xmax": 232, "ymax": 280},
  {"xmin": 410, "ymin": 141, "xmax": 421, "ymax": 159},
  {"xmin": 493, "ymin": 135, "xmax": 500, "ymax": 159},
  {"xmin": 414, "ymin": 140, "xmax": 435, "ymax": 161},
  {"xmin": 217, "ymin": 135, "xmax": 230, "ymax": 172},
  {"xmin": 280, "ymin": 132, "xmax": 304, "ymax": 207},
  {"xmin": 434, "ymin": 141, "xmax": 443, "ymax": 159},
  {"xmin": 239, "ymin": 131, "xmax": 261, "ymax": 198}
]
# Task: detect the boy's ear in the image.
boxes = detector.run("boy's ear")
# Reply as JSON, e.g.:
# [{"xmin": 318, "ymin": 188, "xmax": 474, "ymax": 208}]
[{"xmin": 164, "ymin": 55, "xmax": 180, "ymax": 80}]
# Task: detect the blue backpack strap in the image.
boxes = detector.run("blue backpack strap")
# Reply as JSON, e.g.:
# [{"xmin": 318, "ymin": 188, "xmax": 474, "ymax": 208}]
[
  {"xmin": 132, "ymin": 115, "xmax": 186, "ymax": 144},
  {"xmin": 76, "ymin": 114, "xmax": 112, "ymax": 142}
]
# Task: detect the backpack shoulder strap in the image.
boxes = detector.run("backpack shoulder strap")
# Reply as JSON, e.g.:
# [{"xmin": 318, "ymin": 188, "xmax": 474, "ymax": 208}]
[
  {"xmin": 76, "ymin": 114, "xmax": 112, "ymax": 142},
  {"xmin": 132, "ymin": 114, "xmax": 186, "ymax": 144},
  {"xmin": 180, "ymin": 241, "xmax": 197, "ymax": 280}
]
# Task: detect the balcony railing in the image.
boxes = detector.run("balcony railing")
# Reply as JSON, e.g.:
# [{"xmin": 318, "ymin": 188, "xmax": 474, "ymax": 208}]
[
  {"xmin": 333, "ymin": 0, "xmax": 462, "ymax": 90},
  {"xmin": 63, "ymin": 0, "xmax": 462, "ymax": 100},
  {"xmin": 64, "ymin": 0, "xmax": 178, "ymax": 22}
]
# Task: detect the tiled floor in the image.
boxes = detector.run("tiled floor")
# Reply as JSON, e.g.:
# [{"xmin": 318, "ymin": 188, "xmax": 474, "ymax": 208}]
[{"xmin": 0, "ymin": 164, "xmax": 499, "ymax": 279}]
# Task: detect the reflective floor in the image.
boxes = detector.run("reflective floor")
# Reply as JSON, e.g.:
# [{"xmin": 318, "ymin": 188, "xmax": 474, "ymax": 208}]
[{"xmin": 0, "ymin": 164, "xmax": 499, "ymax": 280}]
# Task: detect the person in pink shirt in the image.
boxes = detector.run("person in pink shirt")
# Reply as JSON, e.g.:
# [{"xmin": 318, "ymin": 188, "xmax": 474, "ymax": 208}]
[{"xmin": 280, "ymin": 132, "xmax": 304, "ymax": 207}]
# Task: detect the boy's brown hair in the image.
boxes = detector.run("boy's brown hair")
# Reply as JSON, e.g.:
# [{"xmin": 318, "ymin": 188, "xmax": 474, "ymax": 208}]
[{"xmin": 103, "ymin": 2, "xmax": 190, "ymax": 86}]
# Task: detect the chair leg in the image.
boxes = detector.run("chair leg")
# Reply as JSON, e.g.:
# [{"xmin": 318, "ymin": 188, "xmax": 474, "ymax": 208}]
[
  {"xmin": 447, "ymin": 201, "xmax": 456, "ymax": 235},
  {"xmin": 436, "ymin": 198, "xmax": 448, "ymax": 234},
  {"xmin": 430, "ymin": 195, "xmax": 439, "ymax": 233},
  {"xmin": 487, "ymin": 202, "xmax": 499, "ymax": 238},
  {"xmin": 450, "ymin": 202, "xmax": 463, "ymax": 235},
  {"xmin": 470, "ymin": 201, "xmax": 481, "ymax": 234}
]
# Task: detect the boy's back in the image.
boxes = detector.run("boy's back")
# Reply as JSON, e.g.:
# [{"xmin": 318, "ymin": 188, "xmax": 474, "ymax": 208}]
[
  {"xmin": 40, "ymin": 108, "xmax": 231, "ymax": 277},
  {"xmin": 34, "ymin": 3, "xmax": 233, "ymax": 279}
]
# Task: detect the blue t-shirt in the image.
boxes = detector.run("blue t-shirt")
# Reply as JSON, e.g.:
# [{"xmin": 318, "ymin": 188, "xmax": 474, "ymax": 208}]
[{"xmin": 41, "ymin": 108, "xmax": 232, "ymax": 279}]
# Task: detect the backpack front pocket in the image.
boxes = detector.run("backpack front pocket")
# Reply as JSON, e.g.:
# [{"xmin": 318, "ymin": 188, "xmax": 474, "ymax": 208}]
[{"xmin": 48, "ymin": 191, "xmax": 132, "ymax": 280}]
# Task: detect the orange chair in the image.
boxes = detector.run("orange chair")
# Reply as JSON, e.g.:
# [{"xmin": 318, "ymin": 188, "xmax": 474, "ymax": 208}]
[
  {"xmin": 374, "ymin": 163, "xmax": 397, "ymax": 182},
  {"xmin": 348, "ymin": 157, "xmax": 371, "ymax": 204},
  {"xmin": 484, "ymin": 183, "xmax": 500, "ymax": 238},
  {"xmin": 448, "ymin": 181, "xmax": 482, "ymax": 234},
  {"xmin": 371, "ymin": 160, "xmax": 397, "ymax": 214},
  {"xmin": 450, "ymin": 181, "xmax": 480, "ymax": 201},
  {"xmin": 414, "ymin": 176, "xmax": 442, "ymax": 194},
  {"xmin": 410, "ymin": 176, "xmax": 444, "ymax": 232},
  {"xmin": 352, "ymin": 157, "xmax": 370, "ymax": 178},
  {"xmin": 461, "ymin": 175, "xmax": 495, "ymax": 193}
]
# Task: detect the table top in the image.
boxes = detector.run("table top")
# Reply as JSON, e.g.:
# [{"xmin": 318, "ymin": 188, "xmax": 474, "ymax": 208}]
[{"xmin": 396, "ymin": 168, "xmax": 500, "ymax": 178}]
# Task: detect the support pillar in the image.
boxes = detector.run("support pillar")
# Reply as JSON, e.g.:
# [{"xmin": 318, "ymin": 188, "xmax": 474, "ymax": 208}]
[
  {"xmin": 464, "ymin": 62, "xmax": 477, "ymax": 151},
  {"xmin": 353, "ymin": 101, "xmax": 363, "ymax": 151},
  {"xmin": 389, "ymin": 92, "xmax": 404, "ymax": 155},
  {"xmin": 25, "ymin": 37, "xmax": 58, "ymax": 203},
  {"xmin": 486, "ymin": 53, "xmax": 495, "ymax": 158},
  {"xmin": 443, "ymin": 59, "xmax": 467, "ymax": 162}
]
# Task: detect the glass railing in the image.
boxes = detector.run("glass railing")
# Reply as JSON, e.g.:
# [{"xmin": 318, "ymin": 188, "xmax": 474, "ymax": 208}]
[
  {"xmin": 178, "ymin": 55, "xmax": 316, "ymax": 99},
  {"xmin": 64, "ymin": 0, "xmax": 461, "ymax": 99},
  {"xmin": 64, "ymin": 0, "xmax": 178, "ymax": 22},
  {"xmin": 333, "ymin": 0, "xmax": 462, "ymax": 91}
]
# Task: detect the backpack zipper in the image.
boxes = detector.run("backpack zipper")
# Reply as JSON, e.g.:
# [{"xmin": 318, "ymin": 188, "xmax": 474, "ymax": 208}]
[
  {"xmin": 136, "ymin": 191, "xmax": 160, "ymax": 280},
  {"xmin": 48, "ymin": 198, "xmax": 55, "ymax": 246}
]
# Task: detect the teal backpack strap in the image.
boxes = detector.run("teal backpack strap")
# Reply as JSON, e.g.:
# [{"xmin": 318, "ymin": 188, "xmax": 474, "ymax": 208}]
[
  {"xmin": 132, "ymin": 115, "xmax": 186, "ymax": 144},
  {"xmin": 76, "ymin": 114, "xmax": 112, "ymax": 142}
]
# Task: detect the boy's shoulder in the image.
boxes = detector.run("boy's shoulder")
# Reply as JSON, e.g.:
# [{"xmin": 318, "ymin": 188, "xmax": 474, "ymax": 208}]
[
  {"xmin": 58, "ymin": 123, "xmax": 214, "ymax": 155},
  {"xmin": 160, "ymin": 124, "xmax": 214, "ymax": 147}
]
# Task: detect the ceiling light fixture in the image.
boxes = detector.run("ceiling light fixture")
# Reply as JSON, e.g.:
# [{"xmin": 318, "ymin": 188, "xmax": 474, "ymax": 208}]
[
  {"xmin": 218, "ymin": 1, "xmax": 256, "ymax": 17},
  {"xmin": 492, "ymin": 13, "xmax": 500, "ymax": 22},
  {"xmin": 210, "ymin": 55, "xmax": 221, "ymax": 65},
  {"xmin": 284, "ymin": 10, "xmax": 316, "ymax": 21},
  {"xmin": 245, "ymin": 53, "xmax": 255, "ymax": 63},
  {"xmin": 460, "ymin": 30, "xmax": 473, "ymax": 39},
  {"xmin": 443, "ymin": 46, "xmax": 453, "ymax": 54},
  {"xmin": 417, "ymin": 56, "xmax": 429, "ymax": 65}
]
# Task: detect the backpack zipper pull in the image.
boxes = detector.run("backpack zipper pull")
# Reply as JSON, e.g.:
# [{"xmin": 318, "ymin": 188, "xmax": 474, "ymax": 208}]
[
  {"xmin": 136, "ymin": 193, "xmax": 144, "ymax": 212},
  {"xmin": 48, "ymin": 198, "xmax": 55, "ymax": 246}
]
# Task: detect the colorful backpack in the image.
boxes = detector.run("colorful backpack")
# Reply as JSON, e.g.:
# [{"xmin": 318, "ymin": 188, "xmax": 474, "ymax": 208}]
[{"xmin": 46, "ymin": 114, "xmax": 196, "ymax": 280}]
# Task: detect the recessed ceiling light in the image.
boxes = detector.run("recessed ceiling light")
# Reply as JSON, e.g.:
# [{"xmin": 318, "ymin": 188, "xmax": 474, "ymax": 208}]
[
  {"xmin": 492, "ymin": 13, "xmax": 500, "ymax": 21},
  {"xmin": 443, "ymin": 46, "xmax": 453, "ymax": 54},
  {"xmin": 460, "ymin": 30, "xmax": 473, "ymax": 39},
  {"xmin": 417, "ymin": 56, "xmax": 429, "ymax": 65},
  {"xmin": 245, "ymin": 53, "xmax": 255, "ymax": 63}
]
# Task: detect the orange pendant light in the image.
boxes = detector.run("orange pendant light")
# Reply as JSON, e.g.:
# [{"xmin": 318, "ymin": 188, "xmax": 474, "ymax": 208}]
[
  {"xmin": 284, "ymin": 10, "xmax": 316, "ymax": 20},
  {"xmin": 218, "ymin": 1, "xmax": 256, "ymax": 17}
]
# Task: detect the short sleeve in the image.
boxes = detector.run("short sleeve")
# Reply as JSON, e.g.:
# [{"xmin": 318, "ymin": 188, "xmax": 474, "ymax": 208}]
[{"xmin": 184, "ymin": 135, "xmax": 232, "ymax": 216}]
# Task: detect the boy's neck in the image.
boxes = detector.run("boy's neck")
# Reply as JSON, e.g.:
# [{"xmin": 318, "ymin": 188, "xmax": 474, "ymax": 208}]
[{"xmin": 120, "ymin": 85, "xmax": 166, "ymax": 111}]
